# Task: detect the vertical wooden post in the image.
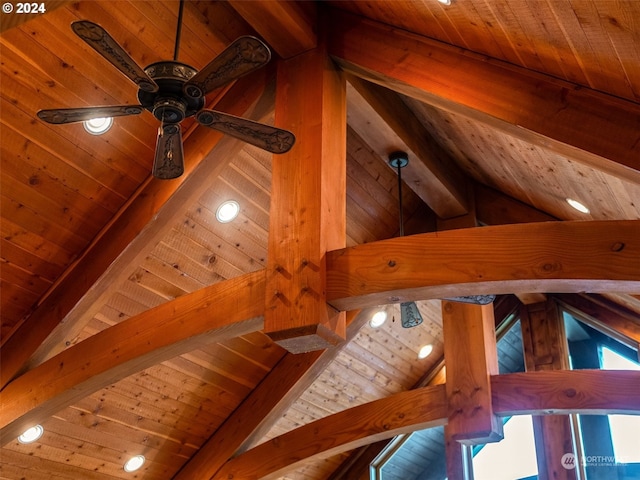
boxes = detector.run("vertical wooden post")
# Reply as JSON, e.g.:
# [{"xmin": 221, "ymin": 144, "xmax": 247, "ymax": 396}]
[
  {"xmin": 521, "ymin": 300, "xmax": 579, "ymax": 480},
  {"xmin": 265, "ymin": 40, "xmax": 347, "ymax": 353},
  {"xmin": 443, "ymin": 301, "xmax": 503, "ymax": 444}
]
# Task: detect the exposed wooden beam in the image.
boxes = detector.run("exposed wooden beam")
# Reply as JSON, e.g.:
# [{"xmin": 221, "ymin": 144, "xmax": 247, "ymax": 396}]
[
  {"xmin": 0, "ymin": 69, "xmax": 273, "ymax": 389},
  {"xmin": 443, "ymin": 302, "xmax": 502, "ymax": 444},
  {"xmin": 492, "ymin": 370, "xmax": 640, "ymax": 415},
  {"xmin": 346, "ymin": 76, "xmax": 469, "ymax": 218},
  {"xmin": 521, "ymin": 300, "xmax": 577, "ymax": 480},
  {"xmin": 327, "ymin": 9, "xmax": 640, "ymax": 183},
  {"xmin": 228, "ymin": 0, "xmax": 317, "ymax": 59},
  {"xmin": 0, "ymin": 271, "xmax": 265, "ymax": 445},
  {"xmin": 327, "ymin": 220, "xmax": 640, "ymax": 311},
  {"xmin": 173, "ymin": 309, "xmax": 370, "ymax": 480},
  {"xmin": 213, "ymin": 370, "xmax": 640, "ymax": 479},
  {"xmin": 214, "ymin": 384, "xmax": 449, "ymax": 480},
  {"xmin": 265, "ymin": 40, "xmax": 347, "ymax": 351}
]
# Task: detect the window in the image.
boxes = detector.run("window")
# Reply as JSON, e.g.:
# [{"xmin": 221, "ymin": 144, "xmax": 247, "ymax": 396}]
[
  {"xmin": 600, "ymin": 346, "xmax": 640, "ymax": 465},
  {"xmin": 472, "ymin": 415, "xmax": 537, "ymax": 480}
]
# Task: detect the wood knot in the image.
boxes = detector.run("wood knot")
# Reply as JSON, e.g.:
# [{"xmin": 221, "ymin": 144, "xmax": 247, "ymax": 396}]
[
  {"xmin": 611, "ymin": 242, "xmax": 625, "ymax": 252},
  {"xmin": 564, "ymin": 388, "xmax": 577, "ymax": 398},
  {"xmin": 388, "ymin": 260, "xmax": 396, "ymax": 267}
]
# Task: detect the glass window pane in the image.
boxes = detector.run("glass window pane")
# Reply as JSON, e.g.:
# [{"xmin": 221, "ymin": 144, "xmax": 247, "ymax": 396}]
[{"xmin": 472, "ymin": 415, "xmax": 538, "ymax": 480}]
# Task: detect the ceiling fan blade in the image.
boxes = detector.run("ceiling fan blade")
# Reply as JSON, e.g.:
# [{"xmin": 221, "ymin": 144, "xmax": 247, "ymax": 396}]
[
  {"xmin": 71, "ymin": 20, "xmax": 158, "ymax": 93},
  {"xmin": 37, "ymin": 105, "xmax": 144, "ymax": 124},
  {"xmin": 153, "ymin": 124, "xmax": 184, "ymax": 180},
  {"xmin": 195, "ymin": 110, "xmax": 295, "ymax": 154},
  {"xmin": 183, "ymin": 36, "xmax": 270, "ymax": 99}
]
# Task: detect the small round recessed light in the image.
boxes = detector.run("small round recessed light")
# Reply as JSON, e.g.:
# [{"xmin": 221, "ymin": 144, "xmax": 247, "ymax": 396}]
[
  {"xmin": 83, "ymin": 116, "xmax": 113, "ymax": 135},
  {"xmin": 370, "ymin": 310, "xmax": 387, "ymax": 328},
  {"xmin": 123, "ymin": 455, "xmax": 145, "ymax": 473},
  {"xmin": 18, "ymin": 425, "xmax": 44, "ymax": 444},
  {"xmin": 216, "ymin": 200, "xmax": 240, "ymax": 223},
  {"xmin": 438, "ymin": 0, "xmax": 452, "ymax": 5},
  {"xmin": 566, "ymin": 198, "xmax": 590, "ymax": 214},
  {"xmin": 418, "ymin": 344, "xmax": 433, "ymax": 359}
]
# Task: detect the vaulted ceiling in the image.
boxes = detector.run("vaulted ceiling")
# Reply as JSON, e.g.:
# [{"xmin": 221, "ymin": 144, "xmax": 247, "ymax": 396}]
[{"xmin": 1, "ymin": 1, "xmax": 639, "ymax": 479}]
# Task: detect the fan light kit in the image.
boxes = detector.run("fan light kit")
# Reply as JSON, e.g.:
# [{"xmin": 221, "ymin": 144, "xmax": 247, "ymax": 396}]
[
  {"xmin": 83, "ymin": 116, "xmax": 113, "ymax": 135},
  {"xmin": 123, "ymin": 455, "xmax": 145, "ymax": 473},
  {"xmin": 37, "ymin": 0, "xmax": 295, "ymax": 180},
  {"xmin": 18, "ymin": 425, "xmax": 44, "ymax": 444}
]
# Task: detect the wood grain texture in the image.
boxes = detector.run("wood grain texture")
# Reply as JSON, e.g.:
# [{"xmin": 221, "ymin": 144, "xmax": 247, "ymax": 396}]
[
  {"xmin": 443, "ymin": 302, "xmax": 502, "ymax": 444},
  {"xmin": 214, "ymin": 384, "xmax": 448, "ymax": 480},
  {"xmin": 346, "ymin": 76, "xmax": 469, "ymax": 218},
  {"xmin": 265, "ymin": 43, "xmax": 347, "ymax": 351},
  {"xmin": 326, "ymin": 220, "xmax": 640, "ymax": 310},
  {"xmin": 174, "ymin": 310, "xmax": 368, "ymax": 479},
  {"xmin": 492, "ymin": 370, "xmax": 640, "ymax": 415},
  {"xmin": 520, "ymin": 300, "xmax": 577, "ymax": 480},
  {"xmin": 0, "ymin": 69, "xmax": 272, "ymax": 389},
  {"xmin": 229, "ymin": 0, "xmax": 317, "ymax": 58},
  {"xmin": 327, "ymin": 8, "xmax": 640, "ymax": 183},
  {"xmin": 0, "ymin": 270, "xmax": 265, "ymax": 444}
]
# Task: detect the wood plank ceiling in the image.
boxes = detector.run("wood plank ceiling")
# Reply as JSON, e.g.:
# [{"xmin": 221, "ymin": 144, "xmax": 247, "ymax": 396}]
[{"xmin": 1, "ymin": 1, "xmax": 639, "ymax": 479}]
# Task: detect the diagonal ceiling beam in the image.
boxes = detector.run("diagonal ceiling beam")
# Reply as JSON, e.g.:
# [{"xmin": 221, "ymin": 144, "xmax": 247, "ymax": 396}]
[
  {"xmin": 173, "ymin": 309, "xmax": 372, "ymax": 480},
  {"xmin": 347, "ymin": 76, "xmax": 469, "ymax": 219},
  {"xmin": 1, "ymin": 222, "xmax": 637, "ymax": 451},
  {"xmin": 214, "ymin": 370, "xmax": 640, "ymax": 479},
  {"xmin": 228, "ymin": 0, "xmax": 317, "ymax": 59},
  {"xmin": 215, "ymin": 384, "xmax": 449, "ymax": 480},
  {"xmin": 0, "ymin": 69, "xmax": 274, "ymax": 389},
  {"xmin": 327, "ymin": 220, "xmax": 640, "ymax": 311},
  {"xmin": 0, "ymin": 271, "xmax": 265, "ymax": 445},
  {"xmin": 327, "ymin": 9, "xmax": 640, "ymax": 184}
]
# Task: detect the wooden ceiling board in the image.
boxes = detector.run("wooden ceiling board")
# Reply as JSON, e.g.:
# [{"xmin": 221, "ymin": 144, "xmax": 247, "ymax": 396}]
[
  {"xmin": 406, "ymin": 98, "xmax": 640, "ymax": 222},
  {"xmin": 328, "ymin": 0, "xmax": 640, "ymax": 103}
]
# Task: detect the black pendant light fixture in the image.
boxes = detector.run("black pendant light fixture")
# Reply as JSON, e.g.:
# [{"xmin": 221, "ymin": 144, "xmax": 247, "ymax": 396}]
[{"xmin": 389, "ymin": 151, "xmax": 495, "ymax": 329}]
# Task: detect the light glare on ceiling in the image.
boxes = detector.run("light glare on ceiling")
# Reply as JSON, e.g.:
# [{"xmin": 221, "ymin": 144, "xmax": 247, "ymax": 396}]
[
  {"xmin": 566, "ymin": 198, "xmax": 590, "ymax": 214},
  {"xmin": 83, "ymin": 116, "xmax": 113, "ymax": 135},
  {"xmin": 123, "ymin": 455, "xmax": 145, "ymax": 472},
  {"xmin": 216, "ymin": 200, "xmax": 240, "ymax": 223},
  {"xmin": 18, "ymin": 425, "xmax": 44, "ymax": 444},
  {"xmin": 370, "ymin": 310, "xmax": 387, "ymax": 328},
  {"xmin": 418, "ymin": 344, "xmax": 434, "ymax": 359},
  {"xmin": 438, "ymin": 0, "xmax": 452, "ymax": 5}
]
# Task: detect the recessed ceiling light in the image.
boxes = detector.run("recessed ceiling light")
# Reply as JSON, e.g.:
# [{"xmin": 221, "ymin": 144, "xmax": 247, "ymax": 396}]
[
  {"xmin": 123, "ymin": 455, "xmax": 145, "ymax": 473},
  {"xmin": 18, "ymin": 425, "xmax": 44, "ymax": 444},
  {"xmin": 216, "ymin": 200, "xmax": 240, "ymax": 223},
  {"xmin": 370, "ymin": 310, "xmax": 387, "ymax": 328},
  {"xmin": 418, "ymin": 344, "xmax": 433, "ymax": 359},
  {"xmin": 566, "ymin": 198, "xmax": 590, "ymax": 214},
  {"xmin": 438, "ymin": 0, "xmax": 452, "ymax": 5},
  {"xmin": 83, "ymin": 116, "xmax": 113, "ymax": 135}
]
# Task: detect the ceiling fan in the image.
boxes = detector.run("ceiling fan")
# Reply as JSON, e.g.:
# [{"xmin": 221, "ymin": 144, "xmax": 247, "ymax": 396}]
[{"xmin": 37, "ymin": 1, "xmax": 295, "ymax": 180}]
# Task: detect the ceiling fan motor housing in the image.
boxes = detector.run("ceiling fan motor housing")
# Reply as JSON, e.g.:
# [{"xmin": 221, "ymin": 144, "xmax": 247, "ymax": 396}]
[{"xmin": 138, "ymin": 61, "xmax": 204, "ymax": 123}]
